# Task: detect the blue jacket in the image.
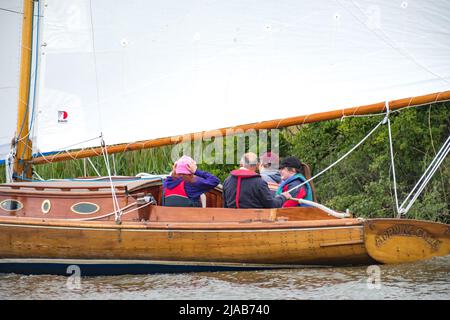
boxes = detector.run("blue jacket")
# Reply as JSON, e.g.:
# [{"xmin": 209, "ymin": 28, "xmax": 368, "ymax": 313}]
[{"xmin": 276, "ymin": 173, "xmax": 313, "ymax": 207}]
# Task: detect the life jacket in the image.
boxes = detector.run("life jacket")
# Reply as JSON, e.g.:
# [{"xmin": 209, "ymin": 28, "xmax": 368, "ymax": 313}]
[
  {"xmin": 276, "ymin": 173, "xmax": 313, "ymax": 207},
  {"xmin": 230, "ymin": 169, "xmax": 259, "ymax": 209},
  {"xmin": 164, "ymin": 180, "xmax": 200, "ymax": 207}
]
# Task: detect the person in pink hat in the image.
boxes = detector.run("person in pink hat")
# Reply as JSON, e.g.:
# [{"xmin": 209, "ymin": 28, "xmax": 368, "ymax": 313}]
[{"xmin": 163, "ymin": 155, "xmax": 220, "ymax": 207}]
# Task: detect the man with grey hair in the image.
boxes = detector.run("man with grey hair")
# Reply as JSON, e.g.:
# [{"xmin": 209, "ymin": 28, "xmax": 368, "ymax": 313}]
[
  {"xmin": 239, "ymin": 152, "xmax": 259, "ymax": 169},
  {"xmin": 222, "ymin": 152, "xmax": 291, "ymax": 208}
]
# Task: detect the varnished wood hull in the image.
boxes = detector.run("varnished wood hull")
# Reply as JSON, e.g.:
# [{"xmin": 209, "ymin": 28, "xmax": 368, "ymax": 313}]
[
  {"xmin": 363, "ymin": 218, "xmax": 450, "ymax": 264},
  {"xmin": 1, "ymin": 181, "xmax": 448, "ymax": 275},
  {"xmin": 1, "ymin": 216, "xmax": 449, "ymax": 275},
  {"xmin": 0, "ymin": 216, "xmax": 374, "ymax": 275}
]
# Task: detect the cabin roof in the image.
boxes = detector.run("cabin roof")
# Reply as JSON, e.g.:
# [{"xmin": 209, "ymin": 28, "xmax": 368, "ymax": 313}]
[{"xmin": 0, "ymin": 177, "xmax": 164, "ymax": 193}]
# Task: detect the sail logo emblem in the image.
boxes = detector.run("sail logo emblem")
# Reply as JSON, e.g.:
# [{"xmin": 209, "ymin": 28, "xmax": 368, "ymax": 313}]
[{"xmin": 58, "ymin": 111, "xmax": 68, "ymax": 123}]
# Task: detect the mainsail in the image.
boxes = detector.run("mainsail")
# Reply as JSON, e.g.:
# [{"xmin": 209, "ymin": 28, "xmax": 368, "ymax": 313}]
[
  {"xmin": 1, "ymin": 0, "xmax": 450, "ymax": 162},
  {"xmin": 0, "ymin": 0, "xmax": 23, "ymax": 161}
]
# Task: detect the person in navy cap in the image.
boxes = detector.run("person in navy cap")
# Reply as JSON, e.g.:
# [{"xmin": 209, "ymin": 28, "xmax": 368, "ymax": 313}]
[{"xmin": 276, "ymin": 156, "xmax": 313, "ymax": 207}]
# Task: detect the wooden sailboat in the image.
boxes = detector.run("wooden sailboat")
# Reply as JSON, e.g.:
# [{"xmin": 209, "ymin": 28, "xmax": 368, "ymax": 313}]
[
  {"xmin": 0, "ymin": 176, "xmax": 448, "ymax": 275},
  {"xmin": 0, "ymin": 0, "xmax": 449, "ymax": 275}
]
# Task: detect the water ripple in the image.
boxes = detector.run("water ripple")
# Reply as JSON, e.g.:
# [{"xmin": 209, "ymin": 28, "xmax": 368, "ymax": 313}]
[{"xmin": 1, "ymin": 256, "xmax": 449, "ymax": 300}]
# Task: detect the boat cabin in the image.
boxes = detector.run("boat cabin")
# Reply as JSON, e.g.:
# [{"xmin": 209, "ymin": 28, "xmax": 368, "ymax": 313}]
[{"xmin": 0, "ymin": 163, "xmax": 323, "ymax": 223}]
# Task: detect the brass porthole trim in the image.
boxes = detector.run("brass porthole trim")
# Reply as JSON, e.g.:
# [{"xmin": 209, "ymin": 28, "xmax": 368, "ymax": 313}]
[
  {"xmin": 41, "ymin": 199, "xmax": 51, "ymax": 214},
  {"xmin": 70, "ymin": 202, "xmax": 100, "ymax": 215}
]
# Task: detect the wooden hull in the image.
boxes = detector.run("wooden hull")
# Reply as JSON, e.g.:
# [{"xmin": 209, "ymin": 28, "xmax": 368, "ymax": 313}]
[
  {"xmin": 363, "ymin": 218, "xmax": 450, "ymax": 264},
  {"xmin": 0, "ymin": 216, "xmax": 374, "ymax": 275},
  {"xmin": 1, "ymin": 180, "xmax": 448, "ymax": 275}
]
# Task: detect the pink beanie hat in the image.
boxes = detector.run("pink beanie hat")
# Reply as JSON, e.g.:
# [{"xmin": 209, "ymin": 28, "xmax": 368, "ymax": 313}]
[
  {"xmin": 260, "ymin": 152, "xmax": 279, "ymax": 167},
  {"xmin": 175, "ymin": 155, "xmax": 194, "ymax": 175}
]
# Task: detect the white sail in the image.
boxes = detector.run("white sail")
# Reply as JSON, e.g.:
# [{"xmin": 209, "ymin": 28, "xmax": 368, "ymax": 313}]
[
  {"xmin": 1, "ymin": 0, "xmax": 450, "ymax": 159},
  {"xmin": 0, "ymin": 0, "xmax": 23, "ymax": 162}
]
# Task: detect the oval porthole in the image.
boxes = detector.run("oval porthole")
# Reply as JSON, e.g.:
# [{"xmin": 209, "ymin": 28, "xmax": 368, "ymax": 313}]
[
  {"xmin": 41, "ymin": 200, "xmax": 51, "ymax": 214},
  {"xmin": 0, "ymin": 199, "xmax": 23, "ymax": 212},
  {"xmin": 71, "ymin": 202, "xmax": 100, "ymax": 215}
]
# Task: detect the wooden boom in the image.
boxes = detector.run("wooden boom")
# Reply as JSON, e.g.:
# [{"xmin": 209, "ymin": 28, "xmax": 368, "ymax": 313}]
[{"xmin": 30, "ymin": 90, "xmax": 450, "ymax": 165}]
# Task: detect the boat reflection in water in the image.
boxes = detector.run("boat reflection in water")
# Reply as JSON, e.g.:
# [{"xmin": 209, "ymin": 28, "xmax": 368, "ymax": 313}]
[{"xmin": 1, "ymin": 255, "xmax": 449, "ymax": 299}]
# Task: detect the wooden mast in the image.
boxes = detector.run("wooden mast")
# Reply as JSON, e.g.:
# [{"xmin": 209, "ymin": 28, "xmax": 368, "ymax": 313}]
[
  {"xmin": 13, "ymin": 0, "xmax": 35, "ymax": 181},
  {"xmin": 30, "ymin": 90, "xmax": 450, "ymax": 165}
]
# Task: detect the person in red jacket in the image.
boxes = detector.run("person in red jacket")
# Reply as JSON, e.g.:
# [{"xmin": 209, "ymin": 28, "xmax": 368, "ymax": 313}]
[{"xmin": 223, "ymin": 152, "xmax": 291, "ymax": 208}]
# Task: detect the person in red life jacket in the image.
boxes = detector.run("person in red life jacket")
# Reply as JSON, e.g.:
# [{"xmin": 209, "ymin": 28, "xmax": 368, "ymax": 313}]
[
  {"xmin": 163, "ymin": 155, "xmax": 220, "ymax": 207},
  {"xmin": 276, "ymin": 156, "xmax": 314, "ymax": 207},
  {"xmin": 259, "ymin": 151, "xmax": 281, "ymax": 195},
  {"xmin": 222, "ymin": 152, "xmax": 292, "ymax": 208}
]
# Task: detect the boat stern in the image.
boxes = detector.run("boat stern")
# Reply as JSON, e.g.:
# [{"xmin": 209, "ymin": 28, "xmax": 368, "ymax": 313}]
[{"xmin": 363, "ymin": 218, "xmax": 450, "ymax": 264}]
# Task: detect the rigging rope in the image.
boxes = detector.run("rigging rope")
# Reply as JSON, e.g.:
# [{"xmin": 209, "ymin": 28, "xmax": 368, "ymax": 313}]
[
  {"xmin": 100, "ymin": 134, "xmax": 123, "ymax": 224},
  {"xmin": 5, "ymin": 150, "xmax": 14, "ymax": 183},
  {"xmin": 385, "ymin": 101, "xmax": 401, "ymax": 217},
  {"xmin": 86, "ymin": 157, "xmax": 101, "ymax": 177},
  {"xmin": 285, "ymin": 115, "xmax": 385, "ymax": 195},
  {"xmin": 383, "ymin": 102, "xmax": 449, "ymax": 218},
  {"xmin": 284, "ymin": 102, "xmax": 449, "ymax": 219},
  {"xmin": 399, "ymin": 135, "xmax": 450, "ymax": 216},
  {"xmin": 0, "ymin": 7, "xmax": 23, "ymax": 15},
  {"xmin": 32, "ymin": 169, "xmax": 45, "ymax": 181}
]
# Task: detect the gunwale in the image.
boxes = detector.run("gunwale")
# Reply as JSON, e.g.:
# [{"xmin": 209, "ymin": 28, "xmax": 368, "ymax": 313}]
[{"xmin": 0, "ymin": 215, "xmax": 363, "ymax": 230}]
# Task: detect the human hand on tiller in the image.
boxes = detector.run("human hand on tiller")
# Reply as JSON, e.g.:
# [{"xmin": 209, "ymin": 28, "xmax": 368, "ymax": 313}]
[{"xmin": 282, "ymin": 191, "xmax": 292, "ymax": 200}]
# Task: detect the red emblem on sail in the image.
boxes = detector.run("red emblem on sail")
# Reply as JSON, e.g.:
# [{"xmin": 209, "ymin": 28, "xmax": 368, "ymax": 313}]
[{"xmin": 58, "ymin": 111, "xmax": 68, "ymax": 123}]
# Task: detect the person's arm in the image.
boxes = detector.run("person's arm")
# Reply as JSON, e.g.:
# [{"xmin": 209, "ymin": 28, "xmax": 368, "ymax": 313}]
[
  {"xmin": 257, "ymin": 180, "xmax": 287, "ymax": 208},
  {"xmin": 185, "ymin": 162, "xmax": 220, "ymax": 191},
  {"xmin": 192, "ymin": 169, "xmax": 221, "ymax": 192},
  {"xmin": 288, "ymin": 180, "xmax": 307, "ymax": 198}
]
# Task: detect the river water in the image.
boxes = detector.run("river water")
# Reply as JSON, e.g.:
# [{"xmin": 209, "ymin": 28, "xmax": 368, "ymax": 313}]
[{"xmin": 1, "ymin": 256, "xmax": 449, "ymax": 300}]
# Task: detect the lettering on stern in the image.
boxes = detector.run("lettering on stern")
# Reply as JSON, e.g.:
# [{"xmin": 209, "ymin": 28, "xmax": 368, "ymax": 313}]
[{"xmin": 375, "ymin": 224, "xmax": 441, "ymax": 252}]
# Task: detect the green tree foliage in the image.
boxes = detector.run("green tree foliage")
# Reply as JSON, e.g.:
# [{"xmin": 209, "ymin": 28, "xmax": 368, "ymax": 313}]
[
  {"xmin": 282, "ymin": 102, "xmax": 449, "ymax": 222},
  {"xmin": 1, "ymin": 103, "xmax": 448, "ymax": 222}
]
